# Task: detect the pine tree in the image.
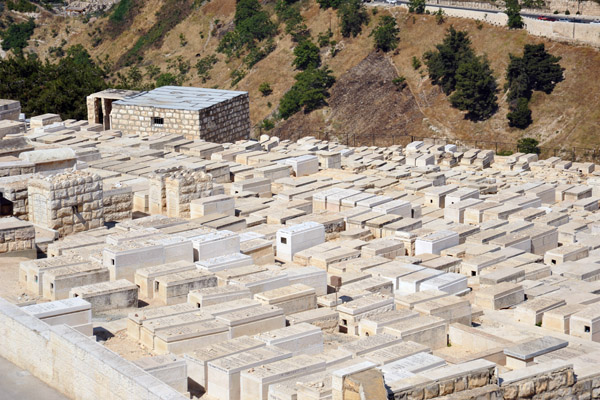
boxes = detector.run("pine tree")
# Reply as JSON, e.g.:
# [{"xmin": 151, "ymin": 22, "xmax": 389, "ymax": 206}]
[
  {"xmin": 449, "ymin": 55, "xmax": 498, "ymax": 121},
  {"xmin": 370, "ymin": 15, "xmax": 400, "ymax": 52},
  {"xmin": 506, "ymin": 0, "xmax": 524, "ymax": 29},
  {"xmin": 424, "ymin": 26, "xmax": 475, "ymax": 95},
  {"xmin": 507, "ymin": 97, "xmax": 533, "ymax": 129},
  {"xmin": 338, "ymin": 0, "xmax": 369, "ymax": 38}
]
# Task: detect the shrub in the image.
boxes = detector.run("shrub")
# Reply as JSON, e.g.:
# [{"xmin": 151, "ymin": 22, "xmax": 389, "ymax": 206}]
[
  {"xmin": 155, "ymin": 73, "xmax": 179, "ymax": 87},
  {"xmin": 259, "ymin": 82, "xmax": 273, "ymax": 96},
  {"xmin": 412, "ymin": 56, "xmax": 421, "ymax": 70},
  {"xmin": 408, "ymin": 0, "xmax": 426, "ymax": 13},
  {"xmin": 507, "ymin": 97, "xmax": 533, "ymax": 129},
  {"xmin": 293, "ymin": 39, "xmax": 321, "ymax": 70},
  {"xmin": 279, "ymin": 66, "xmax": 336, "ymax": 119},
  {"xmin": 195, "ymin": 54, "xmax": 218, "ymax": 82},
  {"xmin": 517, "ymin": 137, "xmax": 540, "ymax": 154}
]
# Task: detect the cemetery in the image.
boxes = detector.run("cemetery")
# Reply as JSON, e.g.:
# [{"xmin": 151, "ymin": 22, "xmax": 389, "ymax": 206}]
[{"xmin": 2, "ymin": 92, "xmax": 600, "ymax": 399}]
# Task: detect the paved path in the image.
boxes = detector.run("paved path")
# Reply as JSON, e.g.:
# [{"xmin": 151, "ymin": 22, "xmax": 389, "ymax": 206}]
[{"xmin": 0, "ymin": 355, "xmax": 68, "ymax": 400}]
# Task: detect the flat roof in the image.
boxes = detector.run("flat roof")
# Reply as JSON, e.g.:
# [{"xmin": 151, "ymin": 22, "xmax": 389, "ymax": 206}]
[{"xmin": 113, "ymin": 86, "xmax": 247, "ymax": 111}]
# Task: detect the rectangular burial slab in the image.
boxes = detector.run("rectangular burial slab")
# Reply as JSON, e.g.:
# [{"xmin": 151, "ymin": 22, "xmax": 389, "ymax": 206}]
[
  {"xmin": 282, "ymin": 266, "xmax": 327, "ymax": 296},
  {"xmin": 254, "ymin": 283, "xmax": 316, "ymax": 315},
  {"xmin": 415, "ymin": 230, "xmax": 459, "ymax": 255},
  {"xmin": 383, "ymin": 315, "xmax": 447, "ymax": 350},
  {"xmin": 276, "ymin": 222, "xmax": 325, "ymax": 262},
  {"xmin": 570, "ymin": 303, "xmax": 600, "ymax": 342},
  {"xmin": 134, "ymin": 260, "xmax": 197, "ymax": 298},
  {"xmin": 133, "ymin": 354, "xmax": 188, "ymax": 393},
  {"xmin": 239, "ymin": 354, "xmax": 327, "ymax": 400},
  {"xmin": 419, "ymin": 272, "xmax": 468, "ymax": 295},
  {"xmin": 514, "ymin": 297, "xmax": 566, "ymax": 325},
  {"xmin": 69, "ymin": 279, "xmax": 138, "ymax": 312},
  {"xmin": 396, "ymin": 268, "xmax": 445, "ymax": 295},
  {"xmin": 504, "ymin": 336, "xmax": 568, "ymax": 369},
  {"xmin": 207, "ymin": 346, "xmax": 292, "ymax": 400},
  {"xmin": 363, "ymin": 341, "xmax": 431, "ymax": 366},
  {"xmin": 413, "ymin": 295, "xmax": 472, "ymax": 325},
  {"xmin": 127, "ymin": 303, "xmax": 198, "ymax": 340},
  {"xmin": 395, "ymin": 290, "xmax": 450, "ymax": 310},
  {"xmin": 380, "ymin": 352, "xmax": 446, "ymax": 383},
  {"xmin": 187, "ymin": 285, "xmax": 253, "ymax": 308},
  {"xmin": 22, "ymin": 297, "xmax": 93, "ymax": 336},
  {"xmin": 358, "ymin": 309, "xmax": 420, "ymax": 337},
  {"xmin": 216, "ymin": 304, "xmax": 286, "ymax": 338},
  {"xmin": 229, "ymin": 270, "xmax": 290, "ymax": 295},
  {"xmin": 542, "ymin": 304, "xmax": 586, "ymax": 334},
  {"xmin": 154, "ymin": 319, "xmax": 230, "ymax": 355},
  {"xmin": 196, "ymin": 253, "xmax": 253, "ymax": 272},
  {"xmin": 474, "ymin": 282, "xmax": 524, "ymax": 310},
  {"xmin": 338, "ymin": 333, "xmax": 404, "ymax": 357},
  {"xmin": 184, "ymin": 336, "xmax": 266, "ymax": 391},
  {"xmin": 254, "ymin": 322, "xmax": 323, "ymax": 356},
  {"xmin": 42, "ymin": 262, "xmax": 110, "ymax": 301},
  {"xmin": 140, "ymin": 310, "xmax": 215, "ymax": 350},
  {"xmin": 154, "ymin": 269, "xmax": 217, "ymax": 305},
  {"xmin": 286, "ymin": 307, "xmax": 339, "ymax": 331}
]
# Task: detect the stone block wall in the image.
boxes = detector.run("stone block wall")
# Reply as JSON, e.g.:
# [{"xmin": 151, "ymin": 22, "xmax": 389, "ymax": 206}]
[
  {"xmin": 28, "ymin": 171, "xmax": 104, "ymax": 237},
  {"xmin": 103, "ymin": 186, "xmax": 133, "ymax": 223},
  {"xmin": 0, "ymin": 162, "xmax": 34, "ymax": 178},
  {"xmin": 0, "ymin": 176, "xmax": 30, "ymax": 220},
  {"xmin": 0, "ymin": 298, "xmax": 186, "ymax": 400},
  {"xmin": 0, "ymin": 100, "xmax": 21, "ymax": 121},
  {"xmin": 165, "ymin": 169, "xmax": 214, "ymax": 218},
  {"xmin": 148, "ymin": 167, "xmax": 181, "ymax": 216},
  {"xmin": 0, "ymin": 217, "xmax": 35, "ymax": 254},
  {"xmin": 110, "ymin": 93, "xmax": 250, "ymax": 143}
]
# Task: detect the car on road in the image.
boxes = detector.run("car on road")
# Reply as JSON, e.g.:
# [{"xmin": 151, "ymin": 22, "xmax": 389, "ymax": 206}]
[
  {"xmin": 386, "ymin": 0, "xmax": 398, "ymax": 4},
  {"xmin": 591, "ymin": 19, "xmax": 600, "ymax": 24},
  {"xmin": 537, "ymin": 16, "xmax": 556, "ymax": 21},
  {"xmin": 558, "ymin": 18, "xmax": 570, "ymax": 22}
]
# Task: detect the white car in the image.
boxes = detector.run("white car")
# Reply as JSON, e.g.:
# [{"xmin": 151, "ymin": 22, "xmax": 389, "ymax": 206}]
[
  {"xmin": 386, "ymin": 0, "xmax": 398, "ymax": 4},
  {"xmin": 590, "ymin": 20, "xmax": 600, "ymax": 25}
]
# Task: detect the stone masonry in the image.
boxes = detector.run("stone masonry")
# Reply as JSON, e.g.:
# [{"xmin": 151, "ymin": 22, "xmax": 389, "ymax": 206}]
[
  {"xmin": 165, "ymin": 169, "xmax": 214, "ymax": 218},
  {"xmin": 27, "ymin": 171, "xmax": 104, "ymax": 237},
  {"xmin": 108, "ymin": 86, "xmax": 250, "ymax": 142},
  {"xmin": 103, "ymin": 186, "xmax": 133, "ymax": 223}
]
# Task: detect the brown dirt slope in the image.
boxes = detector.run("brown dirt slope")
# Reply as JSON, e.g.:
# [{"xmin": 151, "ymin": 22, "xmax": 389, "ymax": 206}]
[{"xmin": 272, "ymin": 51, "xmax": 426, "ymax": 145}]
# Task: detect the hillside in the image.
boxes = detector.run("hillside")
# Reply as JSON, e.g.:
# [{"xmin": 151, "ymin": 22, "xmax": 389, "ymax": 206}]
[{"xmin": 5, "ymin": 0, "xmax": 600, "ymax": 151}]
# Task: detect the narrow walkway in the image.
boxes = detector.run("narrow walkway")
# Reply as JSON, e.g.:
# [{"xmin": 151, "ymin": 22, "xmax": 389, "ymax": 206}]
[{"xmin": 0, "ymin": 355, "xmax": 68, "ymax": 400}]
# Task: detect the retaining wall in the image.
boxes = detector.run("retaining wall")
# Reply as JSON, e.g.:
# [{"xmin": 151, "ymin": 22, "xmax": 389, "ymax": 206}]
[{"xmin": 0, "ymin": 297, "xmax": 186, "ymax": 400}]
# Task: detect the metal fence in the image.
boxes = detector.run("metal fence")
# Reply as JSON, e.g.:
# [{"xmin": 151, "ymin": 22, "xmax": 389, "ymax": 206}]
[{"xmin": 277, "ymin": 131, "xmax": 600, "ymax": 163}]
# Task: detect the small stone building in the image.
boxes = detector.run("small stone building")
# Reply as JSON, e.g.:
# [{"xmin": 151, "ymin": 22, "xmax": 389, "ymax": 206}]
[
  {"xmin": 89, "ymin": 86, "xmax": 250, "ymax": 142},
  {"xmin": 27, "ymin": 171, "xmax": 104, "ymax": 237},
  {"xmin": 86, "ymin": 89, "xmax": 141, "ymax": 130}
]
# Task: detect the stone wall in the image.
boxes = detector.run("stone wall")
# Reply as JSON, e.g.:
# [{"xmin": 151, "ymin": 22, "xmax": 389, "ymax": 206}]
[
  {"xmin": 543, "ymin": 0, "xmax": 600, "ymax": 15},
  {"xmin": 148, "ymin": 167, "xmax": 181, "ymax": 216},
  {"xmin": 0, "ymin": 175, "xmax": 30, "ymax": 220},
  {"xmin": 28, "ymin": 171, "xmax": 104, "ymax": 237},
  {"xmin": 110, "ymin": 93, "xmax": 250, "ymax": 143},
  {"xmin": 0, "ymin": 217, "xmax": 35, "ymax": 255},
  {"xmin": 165, "ymin": 169, "xmax": 214, "ymax": 218},
  {"xmin": 392, "ymin": 362, "xmax": 497, "ymax": 399},
  {"xmin": 0, "ymin": 100, "xmax": 21, "ymax": 121},
  {"xmin": 103, "ymin": 186, "xmax": 133, "ymax": 223},
  {"xmin": 0, "ymin": 297, "xmax": 186, "ymax": 400}
]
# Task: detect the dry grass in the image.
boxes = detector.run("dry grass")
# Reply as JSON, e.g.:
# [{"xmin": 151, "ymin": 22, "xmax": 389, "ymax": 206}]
[{"xmin": 25, "ymin": 0, "xmax": 600, "ymax": 148}]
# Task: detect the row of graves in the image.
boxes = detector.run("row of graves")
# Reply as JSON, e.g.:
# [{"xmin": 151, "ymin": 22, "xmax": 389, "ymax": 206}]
[{"xmin": 2, "ymin": 111, "xmax": 600, "ymax": 399}]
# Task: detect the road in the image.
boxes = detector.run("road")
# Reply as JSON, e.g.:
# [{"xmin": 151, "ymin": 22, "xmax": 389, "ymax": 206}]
[{"xmin": 368, "ymin": 0, "xmax": 600, "ymax": 24}]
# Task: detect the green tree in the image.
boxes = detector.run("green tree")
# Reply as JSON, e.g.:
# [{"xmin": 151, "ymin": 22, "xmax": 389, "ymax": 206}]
[
  {"xmin": 520, "ymin": 43, "xmax": 564, "ymax": 93},
  {"xmin": 279, "ymin": 66, "xmax": 336, "ymax": 119},
  {"xmin": 408, "ymin": 0, "xmax": 426, "ymax": 13},
  {"xmin": 293, "ymin": 40, "xmax": 321, "ymax": 70},
  {"xmin": 218, "ymin": 0, "xmax": 277, "ymax": 56},
  {"xmin": 1, "ymin": 18, "xmax": 35, "ymax": 51},
  {"xmin": 506, "ymin": 0, "xmax": 524, "ymax": 29},
  {"xmin": 370, "ymin": 15, "xmax": 400, "ymax": 52},
  {"xmin": 505, "ymin": 43, "xmax": 563, "ymax": 128},
  {"xmin": 517, "ymin": 137, "xmax": 540, "ymax": 154},
  {"xmin": 0, "ymin": 45, "xmax": 108, "ymax": 120},
  {"xmin": 316, "ymin": 0, "xmax": 344, "ymax": 9},
  {"xmin": 424, "ymin": 26, "xmax": 475, "ymax": 94},
  {"xmin": 155, "ymin": 73, "xmax": 179, "ymax": 87},
  {"xmin": 338, "ymin": 0, "xmax": 369, "ymax": 38},
  {"xmin": 449, "ymin": 55, "xmax": 498, "ymax": 121},
  {"xmin": 507, "ymin": 98, "xmax": 533, "ymax": 129}
]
